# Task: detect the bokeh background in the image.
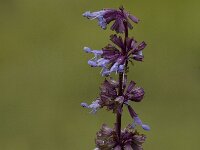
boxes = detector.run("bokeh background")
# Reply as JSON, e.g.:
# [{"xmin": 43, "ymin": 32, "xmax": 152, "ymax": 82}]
[{"xmin": 0, "ymin": 0, "xmax": 199, "ymax": 150}]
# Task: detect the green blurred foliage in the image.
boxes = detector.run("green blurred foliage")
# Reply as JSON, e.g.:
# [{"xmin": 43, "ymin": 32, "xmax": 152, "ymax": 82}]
[{"xmin": 0, "ymin": 0, "xmax": 199, "ymax": 149}]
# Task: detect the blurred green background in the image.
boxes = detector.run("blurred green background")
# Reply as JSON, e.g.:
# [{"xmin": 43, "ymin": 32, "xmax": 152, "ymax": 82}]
[{"xmin": 0, "ymin": 0, "xmax": 199, "ymax": 150}]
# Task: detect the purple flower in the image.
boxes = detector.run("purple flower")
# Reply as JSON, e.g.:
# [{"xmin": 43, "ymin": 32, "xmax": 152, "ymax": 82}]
[
  {"xmin": 133, "ymin": 116, "xmax": 150, "ymax": 131},
  {"xmin": 83, "ymin": 10, "xmax": 107, "ymax": 29},
  {"xmin": 83, "ymin": 7, "xmax": 139, "ymax": 33},
  {"xmin": 124, "ymin": 37, "xmax": 147, "ymax": 62},
  {"xmin": 81, "ymin": 99, "xmax": 101, "ymax": 114},
  {"xmin": 126, "ymin": 105, "xmax": 150, "ymax": 131},
  {"xmin": 130, "ymin": 41, "xmax": 146, "ymax": 62}
]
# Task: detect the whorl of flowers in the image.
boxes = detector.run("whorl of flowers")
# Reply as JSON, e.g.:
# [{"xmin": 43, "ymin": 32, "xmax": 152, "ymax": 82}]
[
  {"xmin": 84, "ymin": 35, "xmax": 146, "ymax": 76},
  {"xmin": 83, "ymin": 6, "xmax": 139, "ymax": 33},
  {"xmin": 81, "ymin": 6, "xmax": 150, "ymax": 150},
  {"xmin": 95, "ymin": 124, "xmax": 146, "ymax": 150}
]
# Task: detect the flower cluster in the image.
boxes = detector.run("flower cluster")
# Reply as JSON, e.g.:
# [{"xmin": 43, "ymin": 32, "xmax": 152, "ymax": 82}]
[
  {"xmin": 83, "ymin": 7, "xmax": 139, "ymax": 33},
  {"xmin": 84, "ymin": 34, "xmax": 146, "ymax": 76},
  {"xmin": 95, "ymin": 124, "xmax": 146, "ymax": 150},
  {"xmin": 81, "ymin": 78, "xmax": 150, "ymax": 131}
]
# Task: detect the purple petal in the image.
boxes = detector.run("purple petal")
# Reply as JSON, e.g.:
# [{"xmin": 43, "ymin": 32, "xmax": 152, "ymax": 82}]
[
  {"xmin": 101, "ymin": 68, "xmax": 110, "ymax": 76},
  {"xmin": 126, "ymin": 81, "xmax": 136, "ymax": 93},
  {"xmin": 97, "ymin": 58, "xmax": 109, "ymax": 67},
  {"xmin": 110, "ymin": 62, "xmax": 119, "ymax": 72},
  {"xmin": 110, "ymin": 19, "xmax": 120, "ymax": 33},
  {"xmin": 137, "ymin": 41, "xmax": 147, "ymax": 51},
  {"xmin": 98, "ymin": 16, "xmax": 107, "ymax": 29},
  {"xmin": 134, "ymin": 116, "xmax": 142, "ymax": 125},
  {"xmin": 133, "ymin": 54, "xmax": 144, "ymax": 61},
  {"xmin": 118, "ymin": 19, "xmax": 125, "ymax": 33},
  {"xmin": 83, "ymin": 47, "xmax": 92, "ymax": 53},
  {"xmin": 142, "ymin": 124, "xmax": 150, "ymax": 131},
  {"xmin": 126, "ymin": 38, "xmax": 134, "ymax": 51},
  {"xmin": 82, "ymin": 11, "xmax": 91, "ymax": 17},
  {"xmin": 110, "ymin": 34, "xmax": 124, "ymax": 49},
  {"xmin": 118, "ymin": 65, "xmax": 124, "ymax": 73},
  {"xmin": 128, "ymin": 15, "xmax": 139, "ymax": 23},
  {"xmin": 88, "ymin": 60, "xmax": 97, "ymax": 67},
  {"xmin": 92, "ymin": 50, "xmax": 103, "ymax": 55},
  {"xmin": 81, "ymin": 102, "xmax": 88, "ymax": 108}
]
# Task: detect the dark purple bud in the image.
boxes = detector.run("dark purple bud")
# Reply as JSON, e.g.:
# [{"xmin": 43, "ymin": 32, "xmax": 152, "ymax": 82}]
[
  {"xmin": 111, "ymin": 19, "xmax": 120, "ymax": 33},
  {"xmin": 118, "ymin": 19, "xmax": 126, "ymax": 33},
  {"xmin": 110, "ymin": 34, "xmax": 124, "ymax": 49},
  {"xmin": 126, "ymin": 81, "xmax": 136, "ymax": 93},
  {"xmin": 130, "ymin": 39, "xmax": 137, "ymax": 50},
  {"xmin": 126, "ymin": 38, "xmax": 134, "ymax": 51},
  {"xmin": 103, "ymin": 48, "xmax": 119, "ymax": 56},
  {"xmin": 131, "ymin": 87, "xmax": 145, "ymax": 102},
  {"xmin": 127, "ymin": 21, "xmax": 133, "ymax": 30},
  {"xmin": 137, "ymin": 41, "xmax": 147, "ymax": 51}
]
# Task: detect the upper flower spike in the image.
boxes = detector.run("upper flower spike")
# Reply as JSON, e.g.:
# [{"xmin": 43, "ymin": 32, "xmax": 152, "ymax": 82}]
[{"xmin": 83, "ymin": 6, "xmax": 139, "ymax": 33}]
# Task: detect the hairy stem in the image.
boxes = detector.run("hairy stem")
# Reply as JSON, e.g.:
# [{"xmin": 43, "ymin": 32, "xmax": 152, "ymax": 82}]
[{"xmin": 116, "ymin": 21, "xmax": 129, "ymax": 145}]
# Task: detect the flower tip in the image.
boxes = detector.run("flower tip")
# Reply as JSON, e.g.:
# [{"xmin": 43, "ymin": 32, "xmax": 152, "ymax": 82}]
[
  {"xmin": 88, "ymin": 60, "xmax": 97, "ymax": 67},
  {"xmin": 83, "ymin": 47, "xmax": 92, "ymax": 53},
  {"xmin": 142, "ymin": 124, "xmax": 151, "ymax": 131},
  {"xmin": 82, "ymin": 11, "xmax": 90, "ymax": 17},
  {"xmin": 81, "ymin": 102, "xmax": 88, "ymax": 108}
]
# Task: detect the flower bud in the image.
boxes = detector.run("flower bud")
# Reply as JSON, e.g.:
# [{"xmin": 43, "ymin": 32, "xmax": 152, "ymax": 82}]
[{"xmin": 128, "ymin": 87, "xmax": 144, "ymax": 102}]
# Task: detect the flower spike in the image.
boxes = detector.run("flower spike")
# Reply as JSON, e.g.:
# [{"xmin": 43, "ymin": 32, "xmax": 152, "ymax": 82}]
[{"xmin": 81, "ymin": 6, "xmax": 150, "ymax": 150}]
